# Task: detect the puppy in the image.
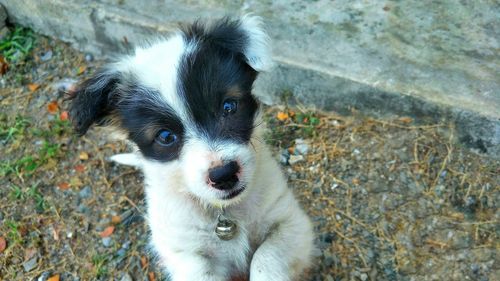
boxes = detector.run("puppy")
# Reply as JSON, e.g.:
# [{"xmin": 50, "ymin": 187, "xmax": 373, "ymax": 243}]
[{"xmin": 70, "ymin": 15, "xmax": 314, "ymax": 281}]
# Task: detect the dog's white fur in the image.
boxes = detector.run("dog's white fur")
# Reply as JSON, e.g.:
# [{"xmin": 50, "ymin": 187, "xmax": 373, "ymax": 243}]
[{"xmin": 100, "ymin": 16, "xmax": 313, "ymax": 281}]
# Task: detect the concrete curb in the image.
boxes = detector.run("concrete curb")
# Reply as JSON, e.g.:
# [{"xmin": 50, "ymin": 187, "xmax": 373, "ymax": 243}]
[{"xmin": 1, "ymin": 0, "xmax": 498, "ymax": 157}]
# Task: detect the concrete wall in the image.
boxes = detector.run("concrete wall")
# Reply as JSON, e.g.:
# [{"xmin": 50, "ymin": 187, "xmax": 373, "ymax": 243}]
[{"xmin": 1, "ymin": 0, "xmax": 499, "ymax": 156}]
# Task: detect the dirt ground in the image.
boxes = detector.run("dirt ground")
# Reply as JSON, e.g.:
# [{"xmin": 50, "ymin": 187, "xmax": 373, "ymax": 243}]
[{"xmin": 1, "ymin": 30, "xmax": 499, "ymax": 281}]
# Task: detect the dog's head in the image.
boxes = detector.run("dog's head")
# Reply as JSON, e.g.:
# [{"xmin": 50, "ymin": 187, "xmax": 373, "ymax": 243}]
[{"xmin": 70, "ymin": 16, "xmax": 272, "ymax": 206}]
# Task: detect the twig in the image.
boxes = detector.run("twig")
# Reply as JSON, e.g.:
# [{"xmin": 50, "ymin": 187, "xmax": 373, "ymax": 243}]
[
  {"xmin": 121, "ymin": 195, "xmax": 145, "ymax": 216},
  {"xmin": 370, "ymin": 119, "xmax": 443, "ymax": 130},
  {"xmin": 109, "ymin": 170, "xmax": 138, "ymax": 187},
  {"xmin": 81, "ymin": 136, "xmax": 111, "ymax": 188},
  {"xmin": 332, "ymin": 228, "xmax": 368, "ymax": 267},
  {"xmin": 431, "ymin": 125, "xmax": 454, "ymax": 189}
]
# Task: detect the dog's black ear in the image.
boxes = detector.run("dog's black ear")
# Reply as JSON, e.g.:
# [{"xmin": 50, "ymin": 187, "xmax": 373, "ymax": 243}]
[{"xmin": 69, "ymin": 70, "xmax": 120, "ymax": 135}]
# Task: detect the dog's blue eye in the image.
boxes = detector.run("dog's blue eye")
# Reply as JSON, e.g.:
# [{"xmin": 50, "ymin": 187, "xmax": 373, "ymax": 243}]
[
  {"xmin": 223, "ymin": 100, "xmax": 238, "ymax": 116},
  {"xmin": 155, "ymin": 129, "xmax": 178, "ymax": 146}
]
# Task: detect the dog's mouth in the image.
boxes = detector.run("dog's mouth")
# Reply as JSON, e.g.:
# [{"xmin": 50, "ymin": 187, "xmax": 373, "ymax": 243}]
[{"xmin": 221, "ymin": 186, "xmax": 245, "ymax": 200}]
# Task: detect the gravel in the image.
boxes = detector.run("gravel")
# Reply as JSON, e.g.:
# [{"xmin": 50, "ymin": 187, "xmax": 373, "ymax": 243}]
[
  {"xmin": 22, "ymin": 256, "xmax": 38, "ymax": 272},
  {"xmin": 102, "ymin": 237, "xmax": 113, "ymax": 247},
  {"xmin": 0, "ymin": 29, "xmax": 498, "ymax": 281},
  {"xmin": 78, "ymin": 185, "xmax": 92, "ymax": 198}
]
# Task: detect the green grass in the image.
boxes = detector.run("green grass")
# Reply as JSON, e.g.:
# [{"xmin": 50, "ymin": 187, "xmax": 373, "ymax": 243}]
[
  {"xmin": 1, "ymin": 116, "xmax": 71, "ymax": 178},
  {"xmin": 8, "ymin": 184, "xmax": 25, "ymax": 200},
  {"xmin": 0, "ymin": 115, "xmax": 31, "ymax": 143},
  {"xmin": 92, "ymin": 253, "xmax": 110, "ymax": 278},
  {"xmin": 7, "ymin": 183, "xmax": 48, "ymax": 212},
  {"xmin": 26, "ymin": 183, "xmax": 48, "ymax": 212},
  {"xmin": 0, "ymin": 27, "xmax": 35, "ymax": 63},
  {"xmin": 5, "ymin": 220, "xmax": 23, "ymax": 245}
]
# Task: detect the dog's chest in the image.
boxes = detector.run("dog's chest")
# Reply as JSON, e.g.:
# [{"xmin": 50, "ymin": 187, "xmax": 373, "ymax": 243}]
[{"xmin": 146, "ymin": 195, "xmax": 263, "ymax": 272}]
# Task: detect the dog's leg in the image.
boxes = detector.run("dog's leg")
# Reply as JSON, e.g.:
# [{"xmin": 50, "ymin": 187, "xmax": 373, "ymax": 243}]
[
  {"xmin": 166, "ymin": 253, "xmax": 229, "ymax": 281},
  {"xmin": 249, "ymin": 199, "xmax": 313, "ymax": 281}
]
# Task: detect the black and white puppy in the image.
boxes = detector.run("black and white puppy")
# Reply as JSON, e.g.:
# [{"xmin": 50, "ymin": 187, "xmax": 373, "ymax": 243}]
[{"xmin": 70, "ymin": 15, "xmax": 313, "ymax": 281}]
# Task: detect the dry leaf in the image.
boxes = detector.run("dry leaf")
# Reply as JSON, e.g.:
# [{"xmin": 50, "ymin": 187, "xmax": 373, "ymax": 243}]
[
  {"xmin": 148, "ymin": 272, "xmax": 156, "ymax": 281},
  {"xmin": 47, "ymin": 274, "xmax": 60, "ymax": 281},
  {"xmin": 426, "ymin": 239, "xmax": 448, "ymax": 249},
  {"xmin": 105, "ymin": 143, "xmax": 116, "ymax": 150},
  {"xmin": 0, "ymin": 237, "xmax": 6, "ymax": 253},
  {"xmin": 58, "ymin": 182, "xmax": 70, "ymax": 190},
  {"xmin": 74, "ymin": 164, "xmax": 86, "ymax": 173},
  {"xmin": 60, "ymin": 111, "xmax": 69, "ymax": 121},
  {"xmin": 100, "ymin": 226, "xmax": 115, "ymax": 238},
  {"xmin": 276, "ymin": 112, "xmax": 289, "ymax": 121},
  {"xmin": 43, "ymin": 158, "xmax": 57, "ymax": 170},
  {"xmin": 24, "ymin": 248, "xmax": 38, "ymax": 260},
  {"xmin": 0, "ymin": 55, "xmax": 8, "ymax": 75},
  {"xmin": 141, "ymin": 256, "xmax": 148, "ymax": 268},
  {"xmin": 52, "ymin": 227, "xmax": 59, "ymax": 241},
  {"xmin": 69, "ymin": 177, "xmax": 83, "ymax": 187},
  {"xmin": 76, "ymin": 66, "xmax": 87, "ymax": 75},
  {"xmin": 398, "ymin": 117, "xmax": 413, "ymax": 124},
  {"xmin": 79, "ymin": 152, "xmax": 89, "ymax": 160},
  {"xmin": 47, "ymin": 101, "xmax": 59, "ymax": 114},
  {"xmin": 111, "ymin": 215, "xmax": 121, "ymax": 224},
  {"xmin": 352, "ymin": 178, "xmax": 360, "ymax": 185},
  {"xmin": 28, "ymin": 83, "xmax": 40, "ymax": 92}
]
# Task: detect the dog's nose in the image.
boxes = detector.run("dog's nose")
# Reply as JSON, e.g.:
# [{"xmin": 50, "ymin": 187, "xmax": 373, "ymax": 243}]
[{"xmin": 208, "ymin": 161, "xmax": 240, "ymax": 190}]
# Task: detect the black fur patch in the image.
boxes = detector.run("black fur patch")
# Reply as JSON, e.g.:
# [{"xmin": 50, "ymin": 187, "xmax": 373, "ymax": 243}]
[
  {"xmin": 116, "ymin": 79, "xmax": 185, "ymax": 161},
  {"xmin": 70, "ymin": 72, "xmax": 185, "ymax": 162},
  {"xmin": 179, "ymin": 17, "xmax": 259, "ymax": 144},
  {"xmin": 69, "ymin": 70, "xmax": 120, "ymax": 135}
]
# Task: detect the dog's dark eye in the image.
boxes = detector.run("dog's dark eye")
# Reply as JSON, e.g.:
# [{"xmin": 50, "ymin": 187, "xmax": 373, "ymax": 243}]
[
  {"xmin": 222, "ymin": 100, "xmax": 238, "ymax": 116},
  {"xmin": 155, "ymin": 129, "xmax": 178, "ymax": 146}
]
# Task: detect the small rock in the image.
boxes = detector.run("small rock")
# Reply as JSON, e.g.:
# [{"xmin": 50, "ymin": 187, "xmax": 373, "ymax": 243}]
[
  {"xmin": 121, "ymin": 240, "xmax": 131, "ymax": 249},
  {"xmin": 78, "ymin": 186, "xmax": 92, "ymax": 199},
  {"xmin": 40, "ymin": 50, "xmax": 53, "ymax": 61},
  {"xmin": 52, "ymin": 78, "xmax": 77, "ymax": 93},
  {"xmin": 434, "ymin": 185, "xmax": 445, "ymax": 197},
  {"xmin": 465, "ymin": 195, "xmax": 478, "ymax": 212},
  {"xmin": 288, "ymin": 155, "xmax": 304, "ymax": 165},
  {"xmin": 0, "ymin": 4, "xmax": 7, "ymax": 26},
  {"xmin": 480, "ymin": 195, "xmax": 488, "ymax": 208},
  {"xmin": 85, "ymin": 53, "xmax": 94, "ymax": 62},
  {"xmin": 294, "ymin": 138, "xmax": 309, "ymax": 155},
  {"xmin": 0, "ymin": 26, "xmax": 10, "ymax": 42},
  {"xmin": 279, "ymin": 150, "xmax": 290, "ymax": 165},
  {"xmin": 324, "ymin": 256, "xmax": 334, "ymax": 267},
  {"xmin": 77, "ymin": 203, "xmax": 90, "ymax": 214},
  {"xmin": 320, "ymin": 233, "xmax": 335, "ymax": 244},
  {"xmin": 37, "ymin": 271, "xmax": 51, "ymax": 281},
  {"xmin": 360, "ymin": 273, "xmax": 368, "ymax": 281},
  {"xmin": 23, "ymin": 256, "xmax": 38, "ymax": 272},
  {"xmin": 471, "ymin": 264, "xmax": 480, "ymax": 274},
  {"xmin": 102, "ymin": 237, "xmax": 113, "ymax": 247},
  {"xmin": 116, "ymin": 248, "xmax": 127, "ymax": 257},
  {"xmin": 312, "ymin": 187, "xmax": 321, "ymax": 195},
  {"xmin": 120, "ymin": 273, "xmax": 133, "ymax": 281}
]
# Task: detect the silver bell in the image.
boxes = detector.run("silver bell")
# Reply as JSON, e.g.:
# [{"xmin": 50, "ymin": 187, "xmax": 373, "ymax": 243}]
[{"xmin": 215, "ymin": 214, "xmax": 237, "ymax": 241}]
